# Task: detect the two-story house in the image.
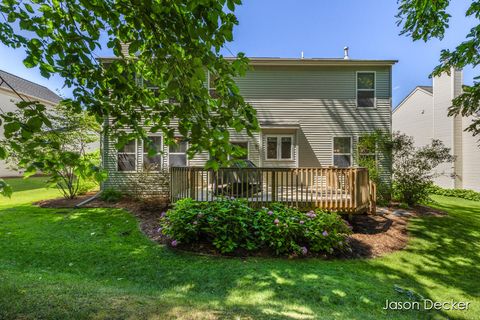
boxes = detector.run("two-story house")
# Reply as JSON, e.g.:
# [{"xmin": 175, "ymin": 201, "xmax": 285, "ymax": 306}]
[
  {"xmin": 0, "ymin": 70, "xmax": 61, "ymax": 177},
  {"xmin": 393, "ymin": 69, "xmax": 480, "ymax": 192},
  {"xmin": 101, "ymin": 53, "xmax": 397, "ymax": 201}
]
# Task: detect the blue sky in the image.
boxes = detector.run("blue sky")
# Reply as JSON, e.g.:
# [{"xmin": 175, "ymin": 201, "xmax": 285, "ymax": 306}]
[{"xmin": 0, "ymin": 0, "xmax": 477, "ymax": 106}]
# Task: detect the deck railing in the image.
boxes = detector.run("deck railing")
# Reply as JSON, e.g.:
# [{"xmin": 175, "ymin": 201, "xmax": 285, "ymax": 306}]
[{"xmin": 170, "ymin": 167, "xmax": 375, "ymax": 214}]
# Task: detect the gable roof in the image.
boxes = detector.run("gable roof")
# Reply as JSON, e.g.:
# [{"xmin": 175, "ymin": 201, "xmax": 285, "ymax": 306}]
[
  {"xmin": 0, "ymin": 70, "xmax": 61, "ymax": 104},
  {"xmin": 417, "ymin": 86, "xmax": 433, "ymax": 93},
  {"xmin": 393, "ymin": 86, "xmax": 433, "ymax": 114}
]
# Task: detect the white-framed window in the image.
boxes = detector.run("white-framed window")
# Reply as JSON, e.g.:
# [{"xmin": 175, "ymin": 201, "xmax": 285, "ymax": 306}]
[
  {"xmin": 333, "ymin": 137, "xmax": 352, "ymax": 167},
  {"xmin": 265, "ymin": 135, "xmax": 293, "ymax": 160},
  {"xmin": 207, "ymin": 71, "xmax": 218, "ymax": 98},
  {"xmin": 356, "ymin": 72, "xmax": 375, "ymax": 108},
  {"xmin": 142, "ymin": 135, "xmax": 163, "ymax": 171},
  {"xmin": 357, "ymin": 136, "xmax": 377, "ymax": 166},
  {"xmin": 117, "ymin": 139, "xmax": 137, "ymax": 172},
  {"xmin": 230, "ymin": 141, "xmax": 249, "ymax": 160},
  {"xmin": 169, "ymin": 137, "xmax": 188, "ymax": 167}
]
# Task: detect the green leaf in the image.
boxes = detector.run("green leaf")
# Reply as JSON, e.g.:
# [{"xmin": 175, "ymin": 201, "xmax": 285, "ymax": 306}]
[{"xmin": 0, "ymin": 179, "xmax": 13, "ymax": 198}]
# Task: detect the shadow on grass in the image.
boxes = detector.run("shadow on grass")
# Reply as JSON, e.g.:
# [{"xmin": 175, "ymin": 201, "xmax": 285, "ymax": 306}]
[{"xmin": 0, "ymin": 199, "xmax": 478, "ymax": 319}]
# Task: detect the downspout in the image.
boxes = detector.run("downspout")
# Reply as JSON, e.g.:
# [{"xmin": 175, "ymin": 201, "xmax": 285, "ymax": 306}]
[{"xmin": 74, "ymin": 191, "xmax": 102, "ymax": 209}]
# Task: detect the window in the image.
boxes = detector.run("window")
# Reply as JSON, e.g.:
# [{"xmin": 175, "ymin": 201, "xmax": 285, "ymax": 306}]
[
  {"xmin": 169, "ymin": 138, "xmax": 188, "ymax": 167},
  {"xmin": 143, "ymin": 136, "xmax": 162, "ymax": 171},
  {"xmin": 357, "ymin": 136, "xmax": 377, "ymax": 165},
  {"xmin": 117, "ymin": 139, "xmax": 137, "ymax": 171},
  {"xmin": 230, "ymin": 141, "xmax": 249, "ymax": 160},
  {"xmin": 333, "ymin": 137, "xmax": 352, "ymax": 167},
  {"xmin": 357, "ymin": 72, "xmax": 375, "ymax": 108},
  {"xmin": 266, "ymin": 135, "xmax": 293, "ymax": 160},
  {"xmin": 208, "ymin": 72, "xmax": 219, "ymax": 98}
]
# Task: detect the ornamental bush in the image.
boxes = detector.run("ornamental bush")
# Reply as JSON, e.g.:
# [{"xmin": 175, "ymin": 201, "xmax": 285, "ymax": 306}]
[{"xmin": 160, "ymin": 198, "xmax": 352, "ymax": 256}]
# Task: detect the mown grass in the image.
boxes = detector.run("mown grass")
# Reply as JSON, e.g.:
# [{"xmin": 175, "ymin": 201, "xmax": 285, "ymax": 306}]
[{"xmin": 0, "ymin": 178, "xmax": 478, "ymax": 319}]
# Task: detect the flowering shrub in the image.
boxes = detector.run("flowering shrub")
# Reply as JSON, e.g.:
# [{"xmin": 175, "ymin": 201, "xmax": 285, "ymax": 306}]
[{"xmin": 160, "ymin": 198, "xmax": 351, "ymax": 256}]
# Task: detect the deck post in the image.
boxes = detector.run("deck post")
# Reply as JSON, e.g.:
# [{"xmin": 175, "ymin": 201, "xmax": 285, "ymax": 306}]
[
  {"xmin": 189, "ymin": 168, "xmax": 195, "ymax": 200},
  {"xmin": 271, "ymin": 170, "xmax": 276, "ymax": 202}
]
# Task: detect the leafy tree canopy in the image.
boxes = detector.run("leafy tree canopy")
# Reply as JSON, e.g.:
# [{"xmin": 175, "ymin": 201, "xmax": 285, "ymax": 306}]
[
  {"xmin": 397, "ymin": 0, "xmax": 480, "ymax": 136},
  {"xmin": 1, "ymin": 103, "xmax": 104, "ymax": 199},
  {"xmin": 0, "ymin": 0, "xmax": 258, "ymax": 173}
]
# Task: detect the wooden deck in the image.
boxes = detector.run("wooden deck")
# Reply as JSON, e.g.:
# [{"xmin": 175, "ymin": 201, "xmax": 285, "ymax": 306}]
[{"xmin": 170, "ymin": 167, "xmax": 376, "ymax": 214}]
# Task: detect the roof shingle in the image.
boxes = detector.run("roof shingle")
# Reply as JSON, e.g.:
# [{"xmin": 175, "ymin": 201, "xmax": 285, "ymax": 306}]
[{"xmin": 0, "ymin": 69, "xmax": 61, "ymax": 104}]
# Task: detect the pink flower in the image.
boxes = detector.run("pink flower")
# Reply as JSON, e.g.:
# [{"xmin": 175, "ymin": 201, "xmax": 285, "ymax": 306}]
[
  {"xmin": 322, "ymin": 230, "xmax": 329, "ymax": 237},
  {"xmin": 274, "ymin": 219, "xmax": 279, "ymax": 224},
  {"xmin": 306, "ymin": 212, "xmax": 317, "ymax": 219},
  {"xmin": 160, "ymin": 212, "xmax": 166, "ymax": 218},
  {"xmin": 267, "ymin": 211, "xmax": 273, "ymax": 216},
  {"xmin": 299, "ymin": 220, "xmax": 305, "ymax": 225},
  {"xmin": 171, "ymin": 240, "xmax": 178, "ymax": 247},
  {"xmin": 157, "ymin": 227, "xmax": 163, "ymax": 233}
]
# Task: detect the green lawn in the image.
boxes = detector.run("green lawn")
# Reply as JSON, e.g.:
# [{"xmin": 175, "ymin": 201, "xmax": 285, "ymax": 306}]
[{"xmin": 0, "ymin": 178, "xmax": 479, "ymax": 319}]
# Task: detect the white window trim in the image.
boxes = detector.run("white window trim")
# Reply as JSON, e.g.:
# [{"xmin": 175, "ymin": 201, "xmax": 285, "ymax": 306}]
[
  {"xmin": 265, "ymin": 134, "xmax": 294, "ymax": 161},
  {"xmin": 167, "ymin": 137, "xmax": 189, "ymax": 167},
  {"xmin": 356, "ymin": 71, "xmax": 376, "ymax": 109},
  {"xmin": 142, "ymin": 134, "xmax": 163, "ymax": 171},
  {"xmin": 117, "ymin": 138, "xmax": 138, "ymax": 172},
  {"xmin": 230, "ymin": 141, "xmax": 250, "ymax": 160},
  {"xmin": 332, "ymin": 136, "xmax": 352, "ymax": 167}
]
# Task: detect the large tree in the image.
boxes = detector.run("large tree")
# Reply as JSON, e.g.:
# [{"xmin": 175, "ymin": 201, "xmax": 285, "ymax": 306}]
[
  {"xmin": 397, "ymin": 0, "xmax": 480, "ymax": 136},
  {"xmin": 0, "ymin": 0, "xmax": 258, "ymax": 196}
]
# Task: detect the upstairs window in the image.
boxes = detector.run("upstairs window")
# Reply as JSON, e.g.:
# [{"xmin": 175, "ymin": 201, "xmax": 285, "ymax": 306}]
[
  {"xmin": 266, "ymin": 135, "xmax": 293, "ymax": 160},
  {"xmin": 143, "ymin": 136, "xmax": 162, "ymax": 171},
  {"xmin": 117, "ymin": 139, "xmax": 137, "ymax": 171},
  {"xmin": 208, "ymin": 72, "xmax": 219, "ymax": 98},
  {"xmin": 333, "ymin": 137, "xmax": 352, "ymax": 167},
  {"xmin": 169, "ymin": 138, "xmax": 188, "ymax": 167},
  {"xmin": 357, "ymin": 72, "xmax": 375, "ymax": 108}
]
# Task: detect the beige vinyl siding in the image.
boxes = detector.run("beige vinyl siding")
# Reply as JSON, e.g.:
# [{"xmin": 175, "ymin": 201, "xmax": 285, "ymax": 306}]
[
  {"xmin": 102, "ymin": 64, "xmax": 393, "ymax": 194},
  {"xmin": 101, "ymin": 126, "xmax": 170, "ymax": 197}
]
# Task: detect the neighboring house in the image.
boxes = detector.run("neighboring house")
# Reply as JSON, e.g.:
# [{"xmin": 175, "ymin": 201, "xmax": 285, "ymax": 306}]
[
  {"xmin": 100, "ymin": 53, "xmax": 397, "ymax": 199},
  {"xmin": 0, "ymin": 70, "xmax": 61, "ymax": 177},
  {"xmin": 393, "ymin": 69, "xmax": 480, "ymax": 192}
]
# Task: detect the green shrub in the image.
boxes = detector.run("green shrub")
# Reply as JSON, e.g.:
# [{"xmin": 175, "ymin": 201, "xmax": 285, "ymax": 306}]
[
  {"xmin": 427, "ymin": 185, "xmax": 480, "ymax": 202},
  {"xmin": 77, "ymin": 179, "xmax": 99, "ymax": 195},
  {"xmin": 160, "ymin": 198, "xmax": 351, "ymax": 256},
  {"xmin": 100, "ymin": 188, "xmax": 123, "ymax": 202}
]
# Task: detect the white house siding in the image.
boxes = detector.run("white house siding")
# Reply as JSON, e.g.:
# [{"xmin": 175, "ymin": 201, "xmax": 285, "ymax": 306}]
[
  {"xmin": 102, "ymin": 63, "xmax": 394, "ymax": 195},
  {"xmin": 393, "ymin": 69, "xmax": 480, "ymax": 192},
  {"xmin": 432, "ymin": 70, "xmax": 463, "ymax": 188},
  {"xmin": 461, "ymin": 116, "xmax": 480, "ymax": 191},
  {"xmin": 392, "ymin": 89, "xmax": 433, "ymax": 147},
  {"xmin": 0, "ymin": 89, "xmax": 26, "ymax": 177}
]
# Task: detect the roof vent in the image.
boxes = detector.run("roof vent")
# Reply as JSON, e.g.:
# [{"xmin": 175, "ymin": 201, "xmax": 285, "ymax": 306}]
[{"xmin": 343, "ymin": 46, "xmax": 350, "ymax": 60}]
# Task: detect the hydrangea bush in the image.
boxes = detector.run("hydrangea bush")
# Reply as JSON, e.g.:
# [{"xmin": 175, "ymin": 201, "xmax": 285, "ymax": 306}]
[{"xmin": 160, "ymin": 198, "xmax": 352, "ymax": 256}]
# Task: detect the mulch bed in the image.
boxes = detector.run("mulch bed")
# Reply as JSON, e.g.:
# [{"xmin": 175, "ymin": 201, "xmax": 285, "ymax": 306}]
[{"xmin": 35, "ymin": 196, "xmax": 447, "ymax": 259}]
